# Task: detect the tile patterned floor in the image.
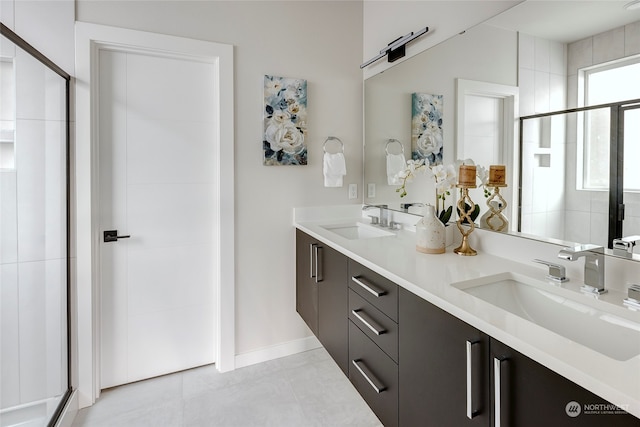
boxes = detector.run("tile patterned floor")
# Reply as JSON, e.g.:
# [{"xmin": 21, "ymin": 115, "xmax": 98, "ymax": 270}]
[{"xmin": 72, "ymin": 348, "xmax": 382, "ymax": 427}]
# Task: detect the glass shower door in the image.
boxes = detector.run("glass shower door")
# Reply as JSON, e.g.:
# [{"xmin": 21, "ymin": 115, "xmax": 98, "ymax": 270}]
[
  {"xmin": 0, "ymin": 24, "xmax": 70, "ymax": 427},
  {"xmin": 622, "ymin": 105, "xmax": 640, "ymax": 245}
]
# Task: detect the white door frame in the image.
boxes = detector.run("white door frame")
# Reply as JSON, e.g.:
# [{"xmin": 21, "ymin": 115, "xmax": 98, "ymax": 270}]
[
  {"xmin": 456, "ymin": 78, "xmax": 519, "ymax": 224},
  {"xmin": 74, "ymin": 22, "xmax": 235, "ymax": 408}
]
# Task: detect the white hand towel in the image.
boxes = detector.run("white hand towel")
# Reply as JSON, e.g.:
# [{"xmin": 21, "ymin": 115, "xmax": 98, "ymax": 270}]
[
  {"xmin": 323, "ymin": 152, "xmax": 347, "ymax": 187},
  {"xmin": 386, "ymin": 153, "xmax": 406, "ymax": 185}
]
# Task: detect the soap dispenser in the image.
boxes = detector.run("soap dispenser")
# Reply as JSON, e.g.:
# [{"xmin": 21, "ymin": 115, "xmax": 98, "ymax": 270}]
[{"xmin": 416, "ymin": 204, "xmax": 446, "ymax": 254}]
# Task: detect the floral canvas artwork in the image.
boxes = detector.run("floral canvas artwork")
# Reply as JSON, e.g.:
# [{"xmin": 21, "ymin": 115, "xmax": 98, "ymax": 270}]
[
  {"xmin": 411, "ymin": 93, "xmax": 443, "ymax": 165},
  {"xmin": 263, "ymin": 75, "xmax": 308, "ymax": 165}
]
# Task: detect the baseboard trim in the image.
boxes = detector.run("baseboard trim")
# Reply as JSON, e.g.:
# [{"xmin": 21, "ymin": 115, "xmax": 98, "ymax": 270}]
[{"xmin": 235, "ymin": 336, "xmax": 322, "ymax": 369}]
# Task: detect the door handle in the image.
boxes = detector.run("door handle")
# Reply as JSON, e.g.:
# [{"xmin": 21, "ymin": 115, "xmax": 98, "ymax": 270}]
[{"xmin": 104, "ymin": 230, "xmax": 131, "ymax": 242}]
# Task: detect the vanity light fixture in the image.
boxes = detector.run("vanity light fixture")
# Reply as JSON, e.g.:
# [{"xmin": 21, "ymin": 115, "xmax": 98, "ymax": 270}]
[
  {"xmin": 360, "ymin": 26, "xmax": 429, "ymax": 69},
  {"xmin": 624, "ymin": 0, "xmax": 640, "ymax": 10}
]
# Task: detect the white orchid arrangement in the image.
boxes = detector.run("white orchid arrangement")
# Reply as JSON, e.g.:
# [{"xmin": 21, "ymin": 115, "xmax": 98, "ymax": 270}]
[{"xmin": 395, "ymin": 158, "xmax": 489, "ymax": 224}]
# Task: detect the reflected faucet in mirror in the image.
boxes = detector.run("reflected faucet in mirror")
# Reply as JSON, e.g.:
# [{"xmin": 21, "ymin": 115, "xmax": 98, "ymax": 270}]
[{"xmin": 613, "ymin": 236, "xmax": 640, "ymax": 257}]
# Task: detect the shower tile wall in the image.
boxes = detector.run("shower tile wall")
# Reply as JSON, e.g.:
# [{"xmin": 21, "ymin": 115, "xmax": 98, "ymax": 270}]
[
  {"xmin": 0, "ymin": 47, "xmax": 67, "ymax": 409},
  {"xmin": 565, "ymin": 21, "xmax": 640, "ymax": 246},
  {"xmin": 518, "ymin": 32, "xmax": 567, "ymax": 240}
]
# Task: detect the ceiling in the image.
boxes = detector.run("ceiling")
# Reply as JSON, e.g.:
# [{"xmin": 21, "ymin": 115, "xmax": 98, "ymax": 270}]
[{"xmin": 486, "ymin": 0, "xmax": 640, "ymax": 43}]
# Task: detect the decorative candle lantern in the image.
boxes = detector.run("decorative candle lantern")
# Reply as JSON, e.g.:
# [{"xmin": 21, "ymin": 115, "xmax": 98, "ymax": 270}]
[
  {"xmin": 458, "ymin": 164, "xmax": 477, "ymax": 186},
  {"xmin": 488, "ymin": 165, "xmax": 506, "ymax": 186}
]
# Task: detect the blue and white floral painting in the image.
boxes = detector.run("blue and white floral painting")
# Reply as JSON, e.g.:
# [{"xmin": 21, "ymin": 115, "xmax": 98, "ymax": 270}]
[
  {"xmin": 411, "ymin": 93, "xmax": 443, "ymax": 165},
  {"xmin": 263, "ymin": 75, "xmax": 308, "ymax": 165}
]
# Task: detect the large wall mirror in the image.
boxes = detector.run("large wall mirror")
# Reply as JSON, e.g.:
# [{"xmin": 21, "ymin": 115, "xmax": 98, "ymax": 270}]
[{"xmin": 363, "ymin": 0, "xmax": 640, "ymax": 257}]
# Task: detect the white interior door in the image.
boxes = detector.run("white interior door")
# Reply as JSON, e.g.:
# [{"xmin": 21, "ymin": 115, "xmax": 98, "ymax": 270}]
[{"xmin": 98, "ymin": 48, "xmax": 218, "ymax": 388}]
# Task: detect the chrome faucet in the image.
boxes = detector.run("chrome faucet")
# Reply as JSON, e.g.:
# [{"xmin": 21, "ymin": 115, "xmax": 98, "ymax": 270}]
[
  {"xmin": 363, "ymin": 204, "xmax": 389, "ymax": 227},
  {"xmin": 557, "ymin": 244, "xmax": 606, "ymax": 295},
  {"xmin": 612, "ymin": 235, "xmax": 640, "ymax": 257}
]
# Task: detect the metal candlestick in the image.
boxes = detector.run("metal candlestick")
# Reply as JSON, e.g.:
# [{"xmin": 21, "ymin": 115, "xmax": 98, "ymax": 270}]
[
  {"xmin": 485, "ymin": 183, "xmax": 508, "ymax": 232},
  {"xmin": 454, "ymin": 184, "xmax": 477, "ymax": 256}
]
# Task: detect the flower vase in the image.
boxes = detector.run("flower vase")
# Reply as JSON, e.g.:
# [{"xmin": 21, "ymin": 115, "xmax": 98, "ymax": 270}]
[{"xmin": 416, "ymin": 204, "xmax": 446, "ymax": 254}]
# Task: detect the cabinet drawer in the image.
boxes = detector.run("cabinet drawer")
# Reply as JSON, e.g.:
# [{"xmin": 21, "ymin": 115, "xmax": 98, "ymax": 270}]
[
  {"xmin": 348, "ymin": 260, "xmax": 398, "ymax": 321},
  {"xmin": 349, "ymin": 321, "xmax": 398, "ymax": 427},
  {"xmin": 349, "ymin": 289, "xmax": 398, "ymax": 363}
]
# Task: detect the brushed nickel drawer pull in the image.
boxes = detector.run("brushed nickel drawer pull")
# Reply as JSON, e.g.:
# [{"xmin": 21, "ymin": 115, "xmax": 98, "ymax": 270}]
[
  {"xmin": 351, "ymin": 276, "xmax": 386, "ymax": 297},
  {"xmin": 466, "ymin": 340, "xmax": 480, "ymax": 419},
  {"xmin": 352, "ymin": 359, "xmax": 386, "ymax": 393},
  {"xmin": 351, "ymin": 309, "xmax": 386, "ymax": 335}
]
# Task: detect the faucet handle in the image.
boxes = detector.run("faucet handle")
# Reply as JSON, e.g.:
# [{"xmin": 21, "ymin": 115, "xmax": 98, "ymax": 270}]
[
  {"xmin": 613, "ymin": 235, "xmax": 640, "ymax": 255},
  {"xmin": 623, "ymin": 284, "xmax": 640, "ymax": 309},
  {"xmin": 533, "ymin": 259, "xmax": 568, "ymax": 283}
]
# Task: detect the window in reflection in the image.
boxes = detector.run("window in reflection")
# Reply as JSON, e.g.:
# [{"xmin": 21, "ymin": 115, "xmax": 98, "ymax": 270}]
[
  {"xmin": 0, "ymin": 57, "xmax": 15, "ymax": 168},
  {"xmin": 581, "ymin": 57, "xmax": 640, "ymax": 190}
]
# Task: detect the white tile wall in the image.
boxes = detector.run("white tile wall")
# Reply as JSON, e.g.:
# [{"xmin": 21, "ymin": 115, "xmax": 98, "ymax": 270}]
[
  {"xmin": 593, "ymin": 26, "xmax": 625, "ymax": 65},
  {"xmin": 18, "ymin": 259, "xmax": 65, "ymax": 403},
  {"xmin": 16, "ymin": 119, "xmax": 66, "ymax": 262},
  {"xmin": 1, "ymin": 40, "xmax": 68, "ymax": 412},
  {"xmin": 625, "ymin": 21, "xmax": 640, "ymax": 56},
  {"xmin": 534, "ymin": 37, "xmax": 550, "ymax": 73},
  {"xmin": 0, "ymin": 171, "xmax": 18, "ymax": 264},
  {"xmin": 1, "ymin": 263, "xmax": 20, "ymax": 409},
  {"xmin": 567, "ymin": 37, "xmax": 592, "ymax": 76}
]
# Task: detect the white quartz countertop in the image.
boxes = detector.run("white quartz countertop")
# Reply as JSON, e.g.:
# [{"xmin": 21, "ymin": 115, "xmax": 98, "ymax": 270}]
[{"xmin": 294, "ymin": 207, "xmax": 640, "ymax": 419}]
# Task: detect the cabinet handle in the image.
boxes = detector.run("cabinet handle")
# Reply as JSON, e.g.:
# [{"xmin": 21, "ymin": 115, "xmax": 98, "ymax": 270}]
[
  {"xmin": 466, "ymin": 340, "xmax": 480, "ymax": 419},
  {"xmin": 315, "ymin": 245, "xmax": 323, "ymax": 283},
  {"xmin": 352, "ymin": 359, "xmax": 386, "ymax": 393},
  {"xmin": 494, "ymin": 357, "xmax": 506, "ymax": 427},
  {"xmin": 351, "ymin": 276, "xmax": 386, "ymax": 297},
  {"xmin": 309, "ymin": 243, "xmax": 317, "ymax": 279},
  {"xmin": 351, "ymin": 309, "xmax": 386, "ymax": 335}
]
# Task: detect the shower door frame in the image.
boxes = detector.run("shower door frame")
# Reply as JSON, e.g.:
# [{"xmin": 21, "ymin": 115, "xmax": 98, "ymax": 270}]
[{"xmin": 0, "ymin": 22, "xmax": 72, "ymax": 427}]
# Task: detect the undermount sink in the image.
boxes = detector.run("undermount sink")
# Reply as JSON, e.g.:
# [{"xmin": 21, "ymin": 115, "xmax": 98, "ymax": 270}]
[
  {"xmin": 452, "ymin": 272, "xmax": 640, "ymax": 361},
  {"xmin": 321, "ymin": 222, "xmax": 395, "ymax": 240}
]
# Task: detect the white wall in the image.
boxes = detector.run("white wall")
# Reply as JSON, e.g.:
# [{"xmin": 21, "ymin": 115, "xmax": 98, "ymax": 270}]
[
  {"xmin": 362, "ymin": 0, "xmax": 523, "ymax": 79},
  {"xmin": 75, "ymin": 0, "xmax": 364, "ymax": 356}
]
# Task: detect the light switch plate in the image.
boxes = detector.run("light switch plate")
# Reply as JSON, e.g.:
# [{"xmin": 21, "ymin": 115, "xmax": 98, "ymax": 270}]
[
  {"xmin": 348, "ymin": 184, "xmax": 358, "ymax": 199},
  {"xmin": 367, "ymin": 183, "xmax": 376, "ymax": 198}
]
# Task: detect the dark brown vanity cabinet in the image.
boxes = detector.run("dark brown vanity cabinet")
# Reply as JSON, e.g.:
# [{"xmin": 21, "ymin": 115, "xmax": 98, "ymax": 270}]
[
  {"xmin": 348, "ymin": 260, "xmax": 400, "ymax": 427},
  {"xmin": 399, "ymin": 287, "xmax": 490, "ymax": 427},
  {"xmin": 296, "ymin": 230, "xmax": 638, "ymax": 426},
  {"xmin": 490, "ymin": 339, "xmax": 639, "ymax": 427},
  {"xmin": 399, "ymin": 287, "xmax": 639, "ymax": 427},
  {"xmin": 295, "ymin": 230, "xmax": 349, "ymax": 374}
]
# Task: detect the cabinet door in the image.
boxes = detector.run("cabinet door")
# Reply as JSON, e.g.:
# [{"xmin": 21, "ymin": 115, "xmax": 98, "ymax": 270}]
[
  {"xmin": 317, "ymin": 243, "xmax": 348, "ymax": 374},
  {"xmin": 295, "ymin": 229, "xmax": 318, "ymax": 335},
  {"xmin": 490, "ymin": 338, "xmax": 639, "ymax": 427},
  {"xmin": 399, "ymin": 288, "xmax": 490, "ymax": 427}
]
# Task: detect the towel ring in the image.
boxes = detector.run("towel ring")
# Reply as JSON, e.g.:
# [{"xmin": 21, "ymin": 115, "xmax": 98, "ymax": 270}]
[
  {"xmin": 323, "ymin": 136, "xmax": 344, "ymax": 154},
  {"xmin": 385, "ymin": 138, "xmax": 405, "ymax": 155}
]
